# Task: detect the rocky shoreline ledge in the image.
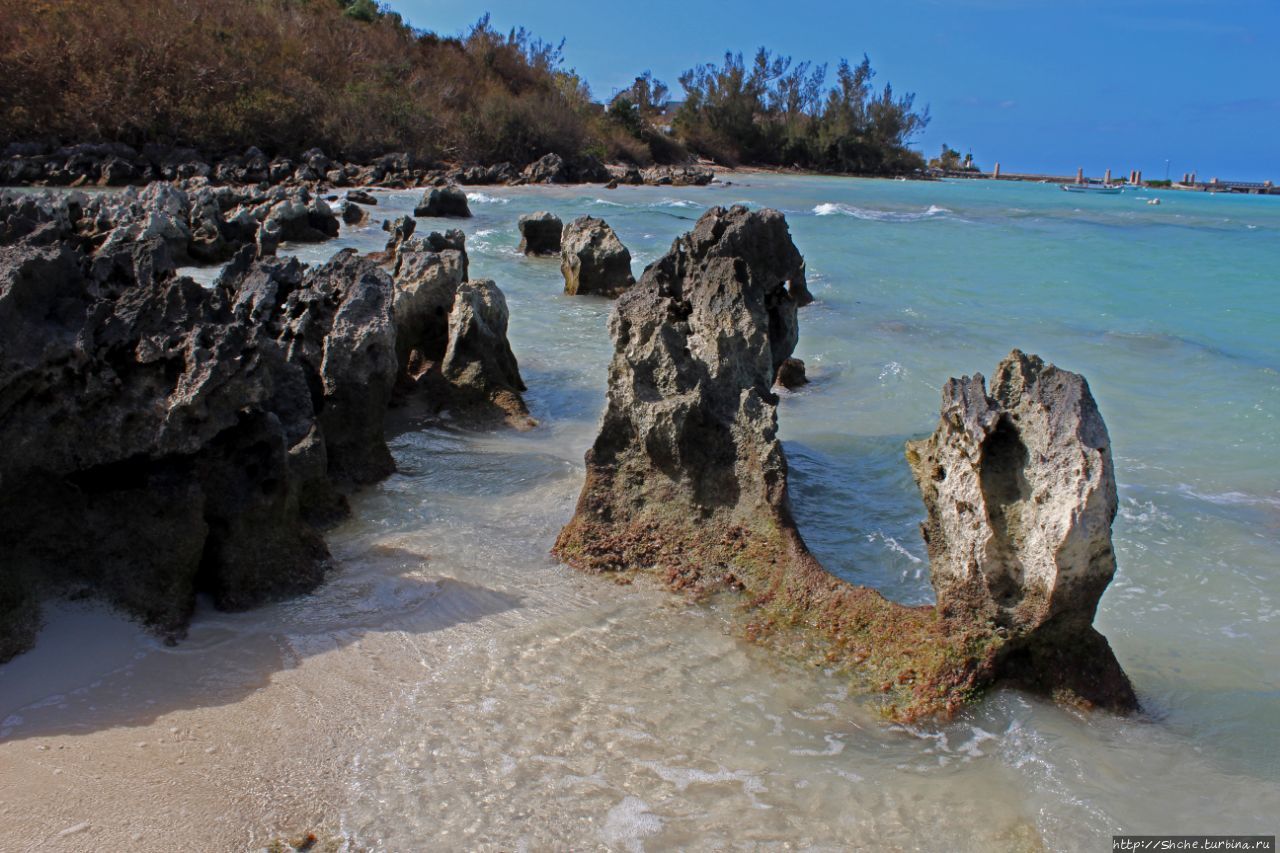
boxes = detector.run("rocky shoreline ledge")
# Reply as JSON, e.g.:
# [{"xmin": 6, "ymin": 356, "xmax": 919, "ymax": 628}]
[
  {"xmin": 0, "ymin": 185, "xmax": 530, "ymax": 661},
  {"xmin": 1, "ymin": 144, "xmax": 715, "ymax": 191}
]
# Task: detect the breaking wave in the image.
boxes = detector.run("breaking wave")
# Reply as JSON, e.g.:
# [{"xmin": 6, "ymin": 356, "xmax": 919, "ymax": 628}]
[
  {"xmin": 813, "ymin": 202, "xmax": 952, "ymax": 221},
  {"xmin": 465, "ymin": 192, "xmax": 509, "ymax": 205}
]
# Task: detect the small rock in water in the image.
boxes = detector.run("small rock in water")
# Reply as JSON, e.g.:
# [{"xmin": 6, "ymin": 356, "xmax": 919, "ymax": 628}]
[
  {"xmin": 517, "ymin": 211, "xmax": 563, "ymax": 256},
  {"xmin": 413, "ymin": 184, "xmax": 470, "ymax": 218},
  {"xmin": 560, "ymin": 216, "xmax": 634, "ymax": 297},
  {"xmin": 775, "ymin": 357, "xmax": 808, "ymax": 388}
]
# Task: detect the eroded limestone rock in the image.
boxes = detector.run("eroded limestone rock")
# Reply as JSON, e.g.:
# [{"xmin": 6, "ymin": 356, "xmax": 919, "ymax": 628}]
[
  {"xmin": 554, "ymin": 206, "xmax": 1135, "ymax": 719},
  {"xmin": 553, "ymin": 205, "xmax": 808, "ymax": 573},
  {"xmin": 387, "ymin": 230, "xmax": 532, "ymax": 428},
  {"xmin": 522, "ymin": 153, "xmax": 567, "ymax": 184},
  {"xmin": 0, "ymin": 195, "xmax": 397, "ymax": 662},
  {"xmin": 906, "ymin": 350, "xmax": 1136, "ymax": 709},
  {"xmin": 517, "ymin": 211, "xmax": 563, "ymax": 256},
  {"xmin": 560, "ymin": 216, "xmax": 634, "ymax": 297},
  {"xmin": 390, "ymin": 229, "xmax": 469, "ymax": 376},
  {"xmin": 441, "ymin": 280, "xmax": 534, "ymax": 429}
]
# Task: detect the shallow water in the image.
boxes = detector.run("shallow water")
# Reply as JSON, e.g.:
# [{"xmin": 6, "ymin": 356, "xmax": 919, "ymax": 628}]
[{"xmin": 3, "ymin": 175, "xmax": 1278, "ymax": 850}]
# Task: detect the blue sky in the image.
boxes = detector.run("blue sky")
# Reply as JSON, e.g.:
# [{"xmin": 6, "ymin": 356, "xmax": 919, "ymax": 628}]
[{"xmin": 389, "ymin": 1, "xmax": 1280, "ymax": 181}]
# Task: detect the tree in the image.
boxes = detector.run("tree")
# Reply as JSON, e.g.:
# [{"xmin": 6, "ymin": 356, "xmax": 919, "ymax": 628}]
[
  {"xmin": 340, "ymin": 0, "xmax": 379, "ymax": 23},
  {"xmin": 675, "ymin": 48, "xmax": 927, "ymax": 173}
]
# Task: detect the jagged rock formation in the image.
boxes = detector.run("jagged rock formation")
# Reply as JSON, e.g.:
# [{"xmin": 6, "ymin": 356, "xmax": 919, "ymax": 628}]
[
  {"xmin": 387, "ymin": 229, "xmax": 533, "ymax": 429},
  {"xmin": 522, "ymin": 153, "xmax": 568, "ymax": 184},
  {"xmin": 376, "ymin": 215, "xmax": 416, "ymax": 262},
  {"xmin": 4, "ymin": 181, "xmax": 344, "ymax": 266},
  {"xmin": 517, "ymin": 211, "xmax": 563, "ymax": 256},
  {"xmin": 905, "ymin": 350, "xmax": 1136, "ymax": 709},
  {"xmin": 554, "ymin": 205, "xmax": 1135, "ymax": 719},
  {"xmin": 414, "ymin": 185, "xmax": 471, "ymax": 218},
  {"xmin": 389, "ymin": 228, "xmax": 469, "ymax": 374},
  {"xmin": 553, "ymin": 205, "xmax": 807, "ymax": 571},
  {"xmin": 440, "ymin": 280, "xmax": 533, "ymax": 428},
  {"xmin": 560, "ymin": 216, "xmax": 635, "ymax": 297},
  {"xmin": 0, "ymin": 194, "xmax": 398, "ymax": 663},
  {"xmin": 346, "ymin": 189, "xmax": 377, "ymax": 206}
]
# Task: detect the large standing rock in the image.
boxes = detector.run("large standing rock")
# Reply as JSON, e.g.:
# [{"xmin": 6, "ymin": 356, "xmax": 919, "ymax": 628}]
[
  {"xmin": 905, "ymin": 350, "xmax": 1137, "ymax": 709},
  {"xmin": 560, "ymin": 216, "xmax": 635, "ymax": 297},
  {"xmin": 553, "ymin": 205, "xmax": 807, "ymax": 573},
  {"xmin": 390, "ymin": 229, "xmax": 469, "ymax": 376},
  {"xmin": 440, "ymin": 280, "xmax": 534, "ymax": 429},
  {"xmin": 414, "ymin": 184, "xmax": 471, "ymax": 218},
  {"xmin": 517, "ymin": 211, "xmax": 563, "ymax": 256},
  {"xmin": 387, "ymin": 231, "xmax": 532, "ymax": 428},
  {"xmin": 260, "ymin": 188, "xmax": 340, "ymax": 243}
]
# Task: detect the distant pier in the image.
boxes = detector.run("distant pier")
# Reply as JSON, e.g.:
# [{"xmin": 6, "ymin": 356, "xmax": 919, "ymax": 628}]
[{"xmin": 931, "ymin": 165, "xmax": 1278, "ymax": 194}]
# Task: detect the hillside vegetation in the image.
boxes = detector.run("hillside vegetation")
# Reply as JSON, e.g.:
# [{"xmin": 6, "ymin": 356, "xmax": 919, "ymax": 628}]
[{"xmin": 0, "ymin": 0, "xmax": 929, "ymax": 174}]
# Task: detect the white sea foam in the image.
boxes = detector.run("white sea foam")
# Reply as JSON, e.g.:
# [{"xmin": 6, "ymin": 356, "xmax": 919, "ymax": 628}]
[
  {"xmin": 1176, "ymin": 484, "xmax": 1280, "ymax": 508},
  {"xmin": 465, "ymin": 192, "xmax": 509, "ymax": 204},
  {"xmin": 652, "ymin": 198, "xmax": 701, "ymax": 209},
  {"xmin": 865, "ymin": 530, "xmax": 924, "ymax": 564},
  {"xmin": 813, "ymin": 202, "xmax": 952, "ymax": 221},
  {"xmin": 877, "ymin": 360, "xmax": 905, "ymax": 382}
]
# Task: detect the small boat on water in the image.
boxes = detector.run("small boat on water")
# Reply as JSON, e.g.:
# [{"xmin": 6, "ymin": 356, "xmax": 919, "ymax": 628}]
[{"xmin": 1061, "ymin": 182, "xmax": 1122, "ymax": 195}]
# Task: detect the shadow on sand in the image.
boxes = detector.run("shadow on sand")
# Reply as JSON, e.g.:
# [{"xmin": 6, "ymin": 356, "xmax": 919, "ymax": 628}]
[{"xmin": 0, "ymin": 545, "xmax": 521, "ymax": 742}]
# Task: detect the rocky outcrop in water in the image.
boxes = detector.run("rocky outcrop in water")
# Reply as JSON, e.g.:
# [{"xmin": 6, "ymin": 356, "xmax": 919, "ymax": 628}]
[
  {"xmin": 341, "ymin": 201, "xmax": 368, "ymax": 225},
  {"xmin": 560, "ymin": 216, "xmax": 635, "ymax": 297},
  {"xmin": 775, "ymin": 357, "xmax": 808, "ymax": 388},
  {"xmin": 440, "ymin": 280, "xmax": 533, "ymax": 428},
  {"xmin": 554, "ymin": 205, "xmax": 1135, "ymax": 719},
  {"xmin": 553, "ymin": 205, "xmax": 807, "ymax": 571},
  {"xmin": 0, "ymin": 193, "xmax": 398, "ymax": 663},
  {"xmin": 517, "ymin": 211, "xmax": 563, "ymax": 256},
  {"xmin": 387, "ymin": 229, "xmax": 532, "ymax": 428},
  {"xmin": 413, "ymin": 185, "xmax": 471, "ymax": 218},
  {"xmin": 905, "ymin": 350, "xmax": 1137, "ymax": 709},
  {"xmin": 377, "ymin": 215, "xmax": 417, "ymax": 262}
]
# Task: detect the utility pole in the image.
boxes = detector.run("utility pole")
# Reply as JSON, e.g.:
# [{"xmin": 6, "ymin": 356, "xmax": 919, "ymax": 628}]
[{"xmin": 1165, "ymin": 159, "xmax": 1170, "ymax": 181}]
